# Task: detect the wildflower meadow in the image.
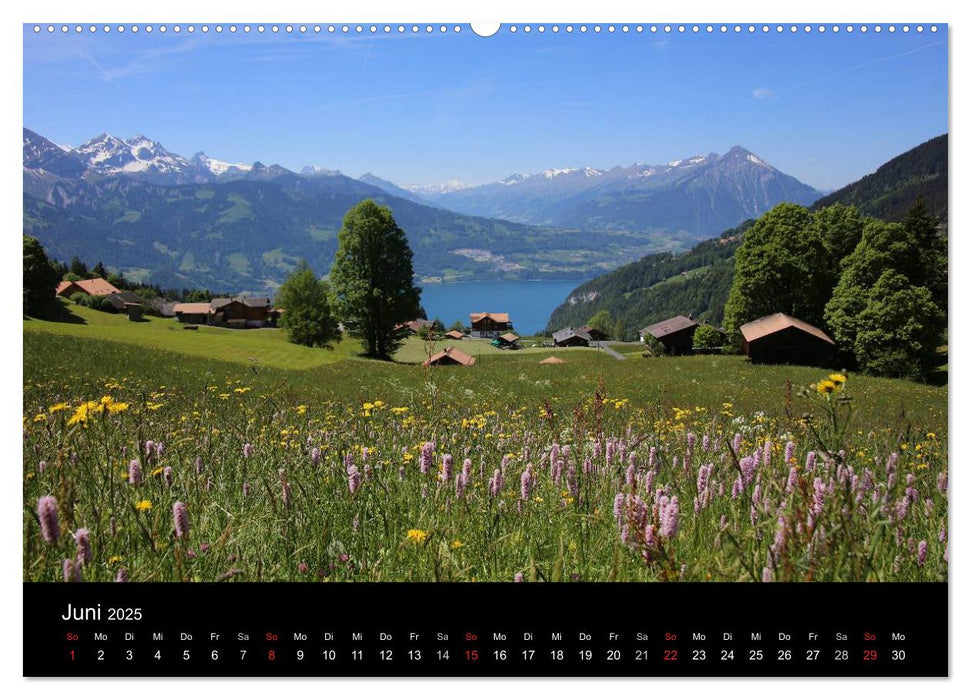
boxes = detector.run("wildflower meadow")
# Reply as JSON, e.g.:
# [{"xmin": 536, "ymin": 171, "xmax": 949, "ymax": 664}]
[{"xmin": 23, "ymin": 330, "xmax": 947, "ymax": 584}]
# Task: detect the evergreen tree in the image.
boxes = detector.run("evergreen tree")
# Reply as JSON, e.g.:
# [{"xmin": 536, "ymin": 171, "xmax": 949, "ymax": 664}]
[
  {"xmin": 69, "ymin": 256, "xmax": 89, "ymax": 278},
  {"xmin": 330, "ymin": 200, "xmax": 422, "ymax": 359},
  {"xmin": 275, "ymin": 261, "xmax": 341, "ymax": 348},
  {"xmin": 902, "ymin": 195, "xmax": 947, "ymax": 312},
  {"xmin": 92, "ymin": 261, "xmax": 109, "ymax": 279},
  {"xmin": 23, "ymin": 235, "xmax": 61, "ymax": 317}
]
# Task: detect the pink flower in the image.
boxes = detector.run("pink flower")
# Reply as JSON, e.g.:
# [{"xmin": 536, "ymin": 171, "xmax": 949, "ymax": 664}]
[
  {"xmin": 173, "ymin": 501, "xmax": 189, "ymax": 539},
  {"xmin": 37, "ymin": 495, "xmax": 59, "ymax": 544}
]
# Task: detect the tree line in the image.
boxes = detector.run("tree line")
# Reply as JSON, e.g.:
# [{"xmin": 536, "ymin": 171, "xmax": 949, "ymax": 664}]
[{"xmin": 724, "ymin": 197, "xmax": 946, "ymax": 381}]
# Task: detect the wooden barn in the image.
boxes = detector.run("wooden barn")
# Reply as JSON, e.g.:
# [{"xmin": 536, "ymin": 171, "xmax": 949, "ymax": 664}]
[
  {"xmin": 640, "ymin": 315, "xmax": 699, "ymax": 355},
  {"xmin": 553, "ymin": 327, "xmax": 592, "ymax": 347},
  {"xmin": 740, "ymin": 313, "xmax": 836, "ymax": 366},
  {"xmin": 173, "ymin": 302, "xmax": 211, "ymax": 325},
  {"xmin": 469, "ymin": 312, "xmax": 511, "ymax": 338},
  {"xmin": 496, "ymin": 332, "xmax": 521, "ymax": 349},
  {"xmin": 56, "ymin": 277, "xmax": 121, "ymax": 298},
  {"xmin": 423, "ymin": 346, "xmax": 476, "ymax": 367},
  {"xmin": 578, "ymin": 325, "xmax": 608, "ymax": 341},
  {"xmin": 444, "ymin": 330, "xmax": 465, "ymax": 341},
  {"xmin": 103, "ymin": 290, "xmax": 143, "ymax": 312}
]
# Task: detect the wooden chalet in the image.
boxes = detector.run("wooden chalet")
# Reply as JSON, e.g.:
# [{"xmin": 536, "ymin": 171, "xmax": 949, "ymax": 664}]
[
  {"xmin": 740, "ymin": 313, "xmax": 836, "ymax": 366},
  {"xmin": 553, "ymin": 327, "xmax": 592, "ymax": 347},
  {"xmin": 210, "ymin": 296, "xmax": 273, "ymax": 328},
  {"xmin": 640, "ymin": 315, "xmax": 699, "ymax": 355},
  {"xmin": 469, "ymin": 312, "xmax": 511, "ymax": 339},
  {"xmin": 423, "ymin": 346, "xmax": 476, "ymax": 367},
  {"xmin": 444, "ymin": 330, "xmax": 465, "ymax": 341},
  {"xmin": 56, "ymin": 277, "xmax": 121, "ymax": 298}
]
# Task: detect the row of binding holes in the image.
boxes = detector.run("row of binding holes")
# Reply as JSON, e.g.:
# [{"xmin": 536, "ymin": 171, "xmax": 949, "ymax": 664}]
[{"xmin": 33, "ymin": 24, "xmax": 939, "ymax": 34}]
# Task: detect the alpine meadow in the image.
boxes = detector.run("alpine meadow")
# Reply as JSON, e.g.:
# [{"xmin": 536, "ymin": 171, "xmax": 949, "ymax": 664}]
[{"xmin": 23, "ymin": 25, "xmax": 948, "ymax": 588}]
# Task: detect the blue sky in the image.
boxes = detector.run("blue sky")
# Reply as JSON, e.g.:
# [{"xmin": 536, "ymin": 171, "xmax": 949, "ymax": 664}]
[{"xmin": 23, "ymin": 24, "xmax": 947, "ymax": 190}]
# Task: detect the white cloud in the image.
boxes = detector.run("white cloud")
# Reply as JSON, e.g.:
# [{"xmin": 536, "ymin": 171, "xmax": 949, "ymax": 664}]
[{"xmin": 752, "ymin": 87, "xmax": 774, "ymax": 99}]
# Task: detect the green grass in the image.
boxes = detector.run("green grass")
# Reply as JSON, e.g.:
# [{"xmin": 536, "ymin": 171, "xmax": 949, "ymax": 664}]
[
  {"xmin": 23, "ymin": 319, "xmax": 948, "ymax": 584},
  {"xmin": 24, "ymin": 303, "xmax": 360, "ymax": 371}
]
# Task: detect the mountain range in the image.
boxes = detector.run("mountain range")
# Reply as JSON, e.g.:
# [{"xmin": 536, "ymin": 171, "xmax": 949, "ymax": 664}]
[
  {"xmin": 24, "ymin": 127, "xmax": 826, "ymax": 293},
  {"xmin": 366, "ymin": 146, "xmax": 823, "ymax": 236},
  {"xmin": 545, "ymin": 133, "xmax": 948, "ymax": 336}
]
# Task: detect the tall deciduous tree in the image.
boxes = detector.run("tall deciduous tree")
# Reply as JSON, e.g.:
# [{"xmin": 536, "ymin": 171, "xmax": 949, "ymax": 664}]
[
  {"xmin": 723, "ymin": 203, "xmax": 833, "ymax": 345},
  {"xmin": 330, "ymin": 200, "xmax": 422, "ymax": 359},
  {"xmin": 23, "ymin": 235, "xmax": 61, "ymax": 317},
  {"xmin": 825, "ymin": 210, "xmax": 946, "ymax": 380},
  {"xmin": 586, "ymin": 309, "xmax": 613, "ymax": 335},
  {"xmin": 276, "ymin": 261, "xmax": 341, "ymax": 348}
]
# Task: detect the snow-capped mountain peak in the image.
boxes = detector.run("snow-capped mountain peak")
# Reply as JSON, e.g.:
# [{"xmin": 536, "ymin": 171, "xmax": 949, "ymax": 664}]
[
  {"xmin": 404, "ymin": 179, "xmax": 471, "ymax": 195},
  {"xmin": 193, "ymin": 151, "xmax": 253, "ymax": 176}
]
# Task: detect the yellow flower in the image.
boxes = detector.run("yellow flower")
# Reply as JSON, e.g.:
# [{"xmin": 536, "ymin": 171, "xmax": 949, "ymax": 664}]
[
  {"xmin": 451, "ymin": 540, "xmax": 464, "ymax": 549},
  {"xmin": 815, "ymin": 380, "xmax": 837, "ymax": 395},
  {"xmin": 829, "ymin": 373, "xmax": 847, "ymax": 387},
  {"xmin": 108, "ymin": 556, "xmax": 123, "ymax": 564},
  {"xmin": 296, "ymin": 405, "xmax": 308, "ymax": 415},
  {"xmin": 135, "ymin": 499, "xmax": 152, "ymax": 512},
  {"xmin": 151, "ymin": 468, "xmax": 164, "ymax": 477},
  {"xmin": 107, "ymin": 401, "xmax": 129, "ymax": 414},
  {"xmin": 407, "ymin": 529, "xmax": 429, "ymax": 544},
  {"xmin": 49, "ymin": 402, "xmax": 70, "ymax": 413},
  {"xmin": 146, "ymin": 402, "xmax": 164, "ymax": 411},
  {"xmin": 33, "ymin": 413, "xmax": 47, "ymax": 422}
]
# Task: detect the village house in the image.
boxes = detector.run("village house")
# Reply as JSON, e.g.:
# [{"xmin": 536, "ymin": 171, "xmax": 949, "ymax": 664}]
[
  {"xmin": 423, "ymin": 346, "xmax": 476, "ymax": 367},
  {"xmin": 469, "ymin": 312, "xmax": 511, "ymax": 339},
  {"xmin": 55, "ymin": 277, "xmax": 121, "ymax": 298},
  {"xmin": 444, "ymin": 330, "xmax": 465, "ymax": 341},
  {"xmin": 739, "ymin": 313, "xmax": 836, "ymax": 366},
  {"xmin": 210, "ymin": 296, "xmax": 273, "ymax": 328},
  {"xmin": 640, "ymin": 315, "xmax": 699, "ymax": 355},
  {"xmin": 102, "ymin": 290, "xmax": 143, "ymax": 312},
  {"xmin": 553, "ymin": 327, "xmax": 592, "ymax": 347}
]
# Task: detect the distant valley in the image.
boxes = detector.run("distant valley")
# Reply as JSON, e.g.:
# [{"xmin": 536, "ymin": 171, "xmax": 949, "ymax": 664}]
[{"xmin": 25, "ymin": 128, "xmax": 824, "ymax": 294}]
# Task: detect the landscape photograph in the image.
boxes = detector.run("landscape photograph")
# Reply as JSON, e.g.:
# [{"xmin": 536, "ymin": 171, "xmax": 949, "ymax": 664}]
[{"xmin": 22, "ymin": 23, "xmax": 948, "ymax": 584}]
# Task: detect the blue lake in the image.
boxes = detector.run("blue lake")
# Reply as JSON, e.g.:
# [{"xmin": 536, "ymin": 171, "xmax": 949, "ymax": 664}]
[{"xmin": 419, "ymin": 280, "xmax": 587, "ymax": 335}]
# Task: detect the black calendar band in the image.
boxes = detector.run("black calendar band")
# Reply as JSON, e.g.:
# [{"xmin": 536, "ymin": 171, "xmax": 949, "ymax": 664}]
[{"xmin": 24, "ymin": 582, "xmax": 947, "ymax": 677}]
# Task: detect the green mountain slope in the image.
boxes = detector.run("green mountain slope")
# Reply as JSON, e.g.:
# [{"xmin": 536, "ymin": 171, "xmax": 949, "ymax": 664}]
[
  {"xmin": 813, "ymin": 134, "xmax": 947, "ymax": 226},
  {"xmin": 545, "ymin": 221, "xmax": 749, "ymax": 336},
  {"xmin": 23, "ymin": 175, "xmax": 665, "ymax": 292}
]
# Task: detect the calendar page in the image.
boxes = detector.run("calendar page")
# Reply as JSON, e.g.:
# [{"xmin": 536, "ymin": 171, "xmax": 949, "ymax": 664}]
[{"xmin": 21, "ymin": 14, "xmax": 949, "ymax": 679}]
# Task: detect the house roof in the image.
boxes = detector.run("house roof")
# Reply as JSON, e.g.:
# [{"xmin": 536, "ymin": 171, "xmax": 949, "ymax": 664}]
[
  {"xmin": 209, "ymin": 297, "xmax": 233, "ymax": 310},
  {"xmin": 740, "ymin": 313, "xmax": 835, "ymax": 345},
  {"xmin": 469, "ymin": 312, "xmax": 510, "ymax": 324},
  {"xmin": 553, "ymin": 327, "xmax": 592, "ymax": 343},
  {"xmin": 173, "ymin": 302, "xmax": 212, "ymax": 315},
  {"xmin": 56, "ymin": 277, "xmax": 121, "ymax": 297},
  {"xmin": 499, "ymin": 333, "xmax": 520, "ymax": 342},
  {"xmin": 445, "ymin": 330, "xmax": 465, "ymax": 339},
  {"xmin": 241, "ymin": 296, "xmax": 271, "ymax": 308},
  {"xmin": 104, "ymin": 291, "xmax": 143, "ymax": 310},
  {"xmin": 642, "ymin": 315, "xmax": 699, "ymax": 339},
  {"xmin": 539, "ymin": 356, "xmax": 566, "ymax": 364},
  {"xmin": 423, "ymin": 346, "xmax": 476, "ymax": 367}
]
